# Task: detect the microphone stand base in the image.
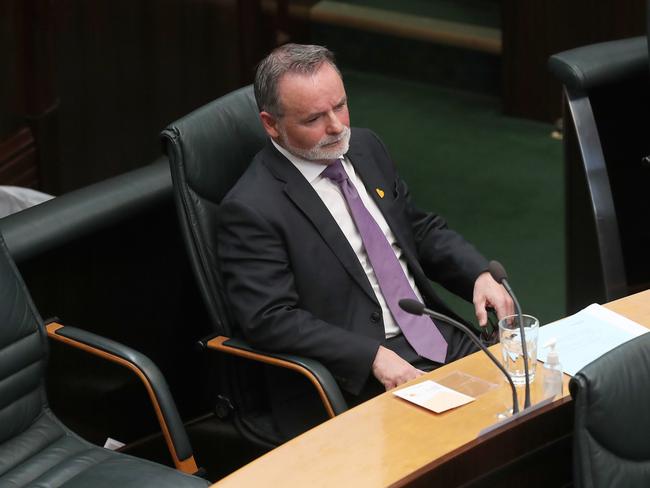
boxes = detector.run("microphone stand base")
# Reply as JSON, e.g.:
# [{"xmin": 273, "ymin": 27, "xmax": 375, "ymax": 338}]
[{"xmin": 479, "ymin": 396, "xmax": 556, "ymax": 437}]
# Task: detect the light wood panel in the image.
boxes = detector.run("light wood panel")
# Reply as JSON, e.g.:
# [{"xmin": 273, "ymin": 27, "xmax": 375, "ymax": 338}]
[
  {"xmin": 311, "ymin": 1, "xmax": 501, "ymax": 54},
  {"xmin": 212, "ymin": 289, "xmax": 650, "ymax": 487}
]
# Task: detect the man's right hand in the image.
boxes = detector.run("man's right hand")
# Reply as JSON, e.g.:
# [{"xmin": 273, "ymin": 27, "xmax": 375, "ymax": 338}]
[{"xmin": 372, "ymin": 345, "xmax": 424, "ymax": 390}]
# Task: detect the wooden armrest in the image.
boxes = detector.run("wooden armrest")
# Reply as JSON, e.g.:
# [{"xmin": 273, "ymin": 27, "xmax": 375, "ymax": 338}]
[
  {"xmin": 46, "ymin": 321, "xmax": 199, "ymax": 475},
  {"xmin": 206, "ymin": 336, "xmax": 348, "ymax": 418}
]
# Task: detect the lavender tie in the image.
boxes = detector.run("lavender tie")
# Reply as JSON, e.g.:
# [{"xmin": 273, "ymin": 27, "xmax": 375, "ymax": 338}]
[{"xmin": 322, "ymin": 159, "xmax": 448, "ymax": 363}]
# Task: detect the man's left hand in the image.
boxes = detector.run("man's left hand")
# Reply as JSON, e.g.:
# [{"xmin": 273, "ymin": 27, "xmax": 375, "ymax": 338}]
[{"xmin": 472, "ymin": 271, "xmax": 514, "ymax": 327}]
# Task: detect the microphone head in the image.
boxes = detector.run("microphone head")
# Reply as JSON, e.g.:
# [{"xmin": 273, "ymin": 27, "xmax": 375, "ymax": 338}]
[
  {"xmin": 399, "ymin": 299, "xmax": 425, "ymax": 316},
  {"xmin": 488, "ymin": 260, "xmax": 508, "ymax": 284}
]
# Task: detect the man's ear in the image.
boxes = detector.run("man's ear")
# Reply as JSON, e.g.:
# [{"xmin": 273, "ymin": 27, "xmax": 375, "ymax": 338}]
[{"xmin": 260, "ymin": 111, "xmax": 280, "ymax": 139}]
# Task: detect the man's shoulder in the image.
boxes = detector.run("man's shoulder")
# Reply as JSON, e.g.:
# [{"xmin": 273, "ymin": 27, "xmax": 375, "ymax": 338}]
[
  {"xmin": 349, "ymin": 127, "xmax": 394, "ymax": 173},
  {"xmin": 222, "ymin": 142, "xmax": 283, "ymax": 206},
  {"xmin": 349, "ymin": 127, "xmax": 389, "ymax": 155},
  {"xmin": 225, "ymin": 156, "xmax": 268, "ymax": 197},
  {"xmin": 350, "ymin": 127, "xmax": 380, "ymax": 144}
]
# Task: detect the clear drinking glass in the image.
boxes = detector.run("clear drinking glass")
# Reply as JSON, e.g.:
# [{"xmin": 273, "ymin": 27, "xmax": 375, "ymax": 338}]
[{"xmin": 498, "ymin": 314, "xmax": 539, "ymax": 386}]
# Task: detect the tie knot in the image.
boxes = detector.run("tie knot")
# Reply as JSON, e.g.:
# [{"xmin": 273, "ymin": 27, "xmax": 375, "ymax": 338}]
[{"xmin": 321, "ymin": 159, "xmax": 347, "ymax": 184}]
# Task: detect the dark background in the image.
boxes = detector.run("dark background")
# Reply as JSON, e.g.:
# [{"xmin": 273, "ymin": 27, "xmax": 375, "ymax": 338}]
[
  {"xmin": 0, "ymin": 1, "xmax": 647, "ymax": 479},
  {"xmin": 1, "ymin": 0, "xmax": 646, "ymax": 194}
]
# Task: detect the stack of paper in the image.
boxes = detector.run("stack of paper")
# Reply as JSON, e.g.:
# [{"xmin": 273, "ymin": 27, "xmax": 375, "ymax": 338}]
[{"xmin": 537, "ymin": 303, "xmax": 649, "ymax": 376}]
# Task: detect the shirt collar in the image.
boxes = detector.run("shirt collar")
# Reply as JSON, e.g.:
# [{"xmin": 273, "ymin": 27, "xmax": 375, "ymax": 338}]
[{"xmin": 271, "ymin": 139, "xmax": 338, "ymax": 184}]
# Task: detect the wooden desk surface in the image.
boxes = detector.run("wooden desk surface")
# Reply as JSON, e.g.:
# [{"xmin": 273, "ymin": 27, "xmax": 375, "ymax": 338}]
[{"xmin": 213, "ymin": 290, "xmax": 650, "ymax": 487}]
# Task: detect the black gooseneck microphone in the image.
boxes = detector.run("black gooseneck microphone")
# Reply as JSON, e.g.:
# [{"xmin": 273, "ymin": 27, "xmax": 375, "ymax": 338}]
[
  {"xmin": 488, "ymin": 260, "xmax": 531, "ymax": 409},
  {"xmin": 399, "ymin": 298, "xmax": 519, "ymax": 415}
]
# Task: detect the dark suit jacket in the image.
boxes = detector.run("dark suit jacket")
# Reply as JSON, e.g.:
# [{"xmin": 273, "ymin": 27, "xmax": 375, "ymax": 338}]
[{"xmin": 217, "ymin": 128, "xmax": 488, "ymax": 400}]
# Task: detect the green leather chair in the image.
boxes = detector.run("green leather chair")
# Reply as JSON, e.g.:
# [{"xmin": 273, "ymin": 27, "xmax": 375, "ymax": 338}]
[
  {"xmin": 548, "ymin": 37, "xmax": 650, "ymax": 313},
  {"xmin": 570, "ymin": 332, "xmax": 650, "ymax": 487},
  {"xmin": 161, "ymin": 85, "xmax": 347, "ymax": 446},
  {"xmin": 0, "ymin": 233, "xmax": 209, "ymax": 487}
]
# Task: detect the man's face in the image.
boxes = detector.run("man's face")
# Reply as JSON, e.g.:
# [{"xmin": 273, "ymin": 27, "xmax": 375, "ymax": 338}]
[{"xmin": 260, "ymin": 62, "xmax": 351, "ymax": 163}]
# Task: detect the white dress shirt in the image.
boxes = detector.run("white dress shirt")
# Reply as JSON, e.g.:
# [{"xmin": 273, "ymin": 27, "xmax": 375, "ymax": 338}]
[{"xmin": 272, "ymin": 140, "xmax": 425, "ymax": 338}]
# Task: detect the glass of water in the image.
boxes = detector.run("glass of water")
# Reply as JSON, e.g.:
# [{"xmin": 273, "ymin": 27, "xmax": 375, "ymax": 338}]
[{"xmin": 498, "ymin": 314, "xmax": 539, "ymax": 386}]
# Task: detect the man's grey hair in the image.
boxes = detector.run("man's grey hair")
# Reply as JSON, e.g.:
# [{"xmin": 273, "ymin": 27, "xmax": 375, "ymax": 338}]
[{"xmin": 254, "ymin": 43, "xmax": 341, "ymax": 117}]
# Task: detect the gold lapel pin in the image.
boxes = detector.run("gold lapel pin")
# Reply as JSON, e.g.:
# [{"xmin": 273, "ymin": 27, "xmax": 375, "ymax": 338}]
[{"xmin": 375, "ymin": 188, "xmax": 385, "ymax": 199}]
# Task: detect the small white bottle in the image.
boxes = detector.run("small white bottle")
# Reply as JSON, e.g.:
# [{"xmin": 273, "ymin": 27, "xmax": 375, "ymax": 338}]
[{"xmin": 543, "ymin": 338, "xmax": 563, "ymax": 399}]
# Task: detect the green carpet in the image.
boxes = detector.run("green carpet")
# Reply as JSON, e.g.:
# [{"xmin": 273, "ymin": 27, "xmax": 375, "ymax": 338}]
[{"xmin": 343, "ymin": 70, "xmax": 565, "ymax": 326}]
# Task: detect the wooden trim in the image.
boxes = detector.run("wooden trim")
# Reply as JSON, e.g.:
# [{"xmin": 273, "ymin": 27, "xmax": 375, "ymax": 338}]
[
  {"xmin": 310, "ymin": 1, "xmax": 501, "ymax": 54},
  {"xmin": 259, "ymin": 0, "xmax": 502, "ymax": 54},
  {"xmin": 45, "ymin": 322, "xmax": 198, "ymax": 475},
  {"xmin": 207, "ymin": 335, "xmax": 337, "ymax": 418}
]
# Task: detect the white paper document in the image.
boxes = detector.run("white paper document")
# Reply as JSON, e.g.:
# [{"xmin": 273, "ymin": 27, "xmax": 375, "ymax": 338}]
[
  {"xmin": 538, "ymin": 303, "xmax": 649, "ymax": 376},
  {"xmin": 394, "ymin": 380, "xmax": 474, "ymax": 413}
]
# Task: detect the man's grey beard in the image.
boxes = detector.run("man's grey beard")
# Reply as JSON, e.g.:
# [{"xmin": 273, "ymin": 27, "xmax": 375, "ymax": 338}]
[{"xmin": 279, "ymin": 126, "xmax": 351, "ymax": 162}]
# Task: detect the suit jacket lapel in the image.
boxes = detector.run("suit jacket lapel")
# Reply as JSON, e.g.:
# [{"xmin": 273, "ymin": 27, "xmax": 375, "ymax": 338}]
[
  {"xmin": 347, "ymin": 138, "xmax": 427, "ymax": 280},
  {"xmin": 261, "ymin": 143, "xmax": 378, "ymax": 303}
]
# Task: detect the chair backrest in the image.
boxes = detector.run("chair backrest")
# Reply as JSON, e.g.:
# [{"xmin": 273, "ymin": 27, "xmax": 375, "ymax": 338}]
[
  {"xmin": 549, "ymin": 37, "xmax": 650, "ymax": 313},
  {"xmin": 161, "ymin": 86, "xmax": 267, "ymax": 337},
  {"xmin": 161, "ymin": 86, "xmax": 282, "ymax": 444},
  {"xmin": 570, "ymin": 332, "xmax": 650, "ymax": 487},
  {"xmin": 0, "ymin": 233, "xmax": 47, "ymax": 445}
]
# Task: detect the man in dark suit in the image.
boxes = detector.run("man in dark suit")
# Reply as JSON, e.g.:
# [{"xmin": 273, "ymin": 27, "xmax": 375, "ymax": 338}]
[{"xmin": 217, "ymin": 44, "xmax": 513, "ymax": 438}]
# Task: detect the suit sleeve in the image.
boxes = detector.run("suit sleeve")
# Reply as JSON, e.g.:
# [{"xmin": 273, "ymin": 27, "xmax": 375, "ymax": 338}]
[
  {"xmin": 368, "ymin": 130, "xmax": 489, "ymax": 301},
  {"xmin": 217, "ymin": 199, "xmax": 381, "ymax": 395}
]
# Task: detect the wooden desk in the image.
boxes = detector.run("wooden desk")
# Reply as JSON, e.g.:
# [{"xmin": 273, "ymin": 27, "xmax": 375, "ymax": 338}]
[{"xmin": 213, "ymin": 290, "xmax": 650, "ymax": 487}]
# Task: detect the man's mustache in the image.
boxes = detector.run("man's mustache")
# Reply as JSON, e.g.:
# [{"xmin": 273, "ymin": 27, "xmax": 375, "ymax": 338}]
[{"xmin": 318, "ymin": 127, "xmax": 350, "ymax": 147}]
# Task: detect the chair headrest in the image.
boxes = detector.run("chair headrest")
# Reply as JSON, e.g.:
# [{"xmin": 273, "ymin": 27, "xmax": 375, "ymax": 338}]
[
  {"xmin": 161, "ymin": 85, "xmax": 268, "ymax": 203},
  {"xmin": 548, "ymin": 36, "xmax": 648, "ymax": 91}
]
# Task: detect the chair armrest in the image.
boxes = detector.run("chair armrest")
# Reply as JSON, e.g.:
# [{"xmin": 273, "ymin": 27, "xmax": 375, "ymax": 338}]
[
  {"xmin": 205, "ymin": 336, "xmax": 348, "ymax": 418},
  {"xmin": 0, "ymin": 159, "xmax": 171, "ymax": 264},
  {"xmin": 548, "ymin": 36, "xmax": 648, "ymax": 91},
  {"xmin": 46, "ymin": 322, "xmax": 199, "ymax": 475}
]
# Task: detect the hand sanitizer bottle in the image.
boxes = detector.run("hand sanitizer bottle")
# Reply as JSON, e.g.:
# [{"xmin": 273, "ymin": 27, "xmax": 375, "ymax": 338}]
[{"xmin": 543, "ymin": 338, "xmax": 563, "ymax": 399}]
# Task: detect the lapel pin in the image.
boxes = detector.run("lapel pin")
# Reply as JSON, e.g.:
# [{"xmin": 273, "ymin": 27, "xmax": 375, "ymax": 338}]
[{"xmin": 376, "ymin": 188, "xmax": 385, "ymax": 199}]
